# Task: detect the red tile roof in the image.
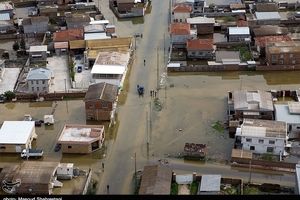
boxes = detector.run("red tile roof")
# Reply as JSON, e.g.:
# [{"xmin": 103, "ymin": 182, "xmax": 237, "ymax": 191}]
[
  {"xmin": 255, "ymin": 35, "xmax": 292, "ymax": 48},
  {"xmin": 187, "ymin": 39, "xmax": 214, "ymax": 51},
  {"xmin": 170, "ymin": 23, "xmax": 190, "ymax": 35},
  {"xmin": 173, "ymin": 3, "xmax": 192, "ymax": 13},
  {"xmin": 53, "ymin": 28, "xmax": 84, "ymax": 42}
]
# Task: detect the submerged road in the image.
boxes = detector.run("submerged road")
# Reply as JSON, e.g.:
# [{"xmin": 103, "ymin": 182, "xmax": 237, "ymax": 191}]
[{"xmin": 95, "ymin": 0, "xmax": 296, "ymax": 194}]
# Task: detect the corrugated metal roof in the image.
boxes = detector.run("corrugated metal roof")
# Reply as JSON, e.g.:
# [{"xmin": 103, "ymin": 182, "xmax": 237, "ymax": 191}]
[
  {"xmin": 255, "ymin": 12, "xmax": 281, "ymax": 20},
  {"xmin": 186, "ymin": 17, "xmax": 215, "ymax": 24},
  {"xmin": 0, "ymin": 13, "xmax": 10, "ymax": 21},
  {"xmin": 84, "ymin": 82, "xmax": 118, "ymax": 102},
  {"xmin": 275, "ymin": 104, "xmax": 300, "ymax": 124},
  {"xmin": 229, "ymin": 27, "xmax": 250, "ymax": 35}
]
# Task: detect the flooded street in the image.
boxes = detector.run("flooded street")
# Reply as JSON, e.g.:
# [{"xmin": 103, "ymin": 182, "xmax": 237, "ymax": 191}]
[{"xmin": 0, "ymin": 0, "xmax": 299, "ymax": 195}]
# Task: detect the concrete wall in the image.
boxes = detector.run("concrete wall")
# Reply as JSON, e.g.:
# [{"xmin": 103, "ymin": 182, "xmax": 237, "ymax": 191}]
[
  {"xmin": 85, "ymin": 99, "xmax": 113, "ymax": 121},
  {"xmin": 266, "ymin": 51, "xmax": 300, "ymax": 66},
  {"xmin": 228, "ymin": 35, "xmax": 250, "ymax": 42},
  {"xmin": 0, "ymin": 144, "xmax": 27, "ymax": 153},
  {"xmin": 241, "ymin": 136, "xmax": 285, "ymax": 155},
  {"xmin": 61, "ymin": 143, "xmax": 92, "ymax": 154},
  {"xmin": 187, "ymin": 50, "xmax": 214, "ymax": 59}
]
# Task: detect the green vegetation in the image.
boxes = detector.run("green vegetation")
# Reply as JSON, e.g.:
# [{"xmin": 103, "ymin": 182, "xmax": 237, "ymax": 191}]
[
  {"xmin": 86, "ymin": 179, "xmax": 98, "ymax": 195},
  {"xmin": 190, "ymin": 182, "xmax": 199, "ymax": 195},
  {"xmin": 211, "ymin": 121, "xmax": 224, "ymax": 133},
  {"xmin": 4, "ymin": 91, "xmax": 16, "ymax": 100},
  {"xmin": 171, "ymin": 183, "xmax": 178, "ymax": 195},
  {"xmin": 68, "ymin": 57, "xmax": 75, "ymax": 82},
  {"xmin": 20, "ymin": 37, "xmax": 26, "ymax": 50},
  {"xmin": 223, "ymin": 186, "xmax": 238, "ymax": 195},
  {"xmin": 261, "ymin": 153, "xmax": 275, "ymax": 161},
  {"xmin": 243, "ymin": 186, "xmax": 260, "ymax": 195},
  {"xmin": 233, "ymin": 46, "xmax": 252, "ymax": 62}
]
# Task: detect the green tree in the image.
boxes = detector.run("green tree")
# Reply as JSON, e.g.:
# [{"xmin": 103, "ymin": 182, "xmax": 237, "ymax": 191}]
[
  {"xmin": 4, "ymin": 91, "xmax": 15, "ymax": 100},
  {"xmin": 20, "ymin": 37, "xmax": 26, "ymax": 50},
  {"xmin": 12, "ymin": 41, "xmax": 19, "ymax": 51}
]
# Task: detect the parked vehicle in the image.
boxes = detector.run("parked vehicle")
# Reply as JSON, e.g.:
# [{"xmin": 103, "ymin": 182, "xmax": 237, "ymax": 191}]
[
  {"xmin": 137, "ymin": 85, "xmax": 144, "ymax": 96},
  {"xmin": 21, "ymin": 149, "xmax": 43, "ymax": 159},
  {"xmin": 84, "ymin": 65, "xmax": 89, "ymax": 70},
  {"xmin": 0, "ymin": 94, "xmax": 6, "ymax": 103},
  {"xmin": 23, "ymin": 114, "xmax": 32, "ymax": 121},
  {"xmin": 35, "ymin": 120, "xmax": 42, "ymax": 127},
  {"xmin": 77, "ymin": 65, "xmax": 82, "ymax": 73},
  {"xmin": 44, "ymin": 115, "xmax": 54, "ymax": 125}
]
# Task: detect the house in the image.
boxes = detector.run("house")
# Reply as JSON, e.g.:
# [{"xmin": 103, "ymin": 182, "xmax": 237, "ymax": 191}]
[
  {"xmin": 255, "ymin": 12, "xmax": 281, "ymax": 25},
  {"xmin": 0, "ymin": 2, "xmax": 14, "ymax": 19},
  {"xmin": 90, "ymin": 51, "xmax": 130, "ymax": 86},
  {"xmin": 230, "ymin": 3, "xmax": 246, "ymax": 10},
  {"xmin": 26, "ymin": 68, "xmax": 52, "ymax": 94},
  {"xmin": 0, "ymin": 121, "xmax": 36, "ymax": 153},
  {"xmin": 198, "ymin": 175, "xmax": 221, "ymax": 195},
  {"xmin": 266, "ymin": 41, "xmax": 300, "ymax": 66},
  {"xmin": 228, "ymin": 27, "xmax": 250, "ymax": 42},
  {"xmin": 296, "ymin": 164, "xmax": 300, "ymax": 195},
  {"xmin": 0, "ymin": 161, "xmax": 59, "ymax": 195},
  {"xmin": 186, "ymin": 39, "xmax": 215, "ymax": 59},
  {"xmin": 275, "ymin": 102, "xmax": 300, "ymax": 133},
  {"xmin": 252, "ymin": 26, "xmax": 289, "ymax": 37},
  {"xmin": 115, "ymin": 0, "xmax": 135, "ymax": 13},
  {"xmin": 254, "ymin": 35, "xmax": 292, "ymax": 55},
  {"xmin": 139, "ymin": 165, "xmax": 173, "ymax": 195},
  {"xmin": 57, "ymin": 124, "xmax": 105, "ymax": 154},
  {"xmin": 65, "ymin": 14, "xmax": 90, "ymax": 29},
  {"xmin": 22, "ymin": 16, "xmax": 49, "ymax": 34},
  {"xmin": 105, "ymin": 24, "xmax": 116, "ymax": 36},
  {"xmin": 84, "ymin": 82, "xmax": 118, "ymax": 121},
  {"xmin": 215, "ymin": 51, "xmax": 241, "ymax": 65},
  {"xmin": 170, "ymin": 22, "xmax": 194, "ymax": 48},
  {"xmin": 38, "ymin": 5, "xmax": 58, "ymax": 18},
  {"xmin": 255, "ymin": 3, "xmax": 278, "ymax": 12},
  {"xmin": 54, "ymin": 42, "xmax": 68, "ymax": 56},
  {"xmin": 28, "ymin": 45, "xmax": 48, "ymax": 63},
  {"xmin": 186, "ymin": 17, "xmax": 215, "ymax": 35},
  {"xmin": 0, "ymin": 20, "xmax": 15, "ymax": 33},
  {"xmin": 53, "ymin": 28, "xmax": 84, "ymax": 42},
  {"xmin": 235, "ymin": 119, "xmax": 287, "ymax": 156},
  {"xmin": 228, "ymin": 90, "xmax": 274, "ymax": 120},
  {"xmin": 173, "ymin": 3, "xmax": 192, "ymax": 23}
]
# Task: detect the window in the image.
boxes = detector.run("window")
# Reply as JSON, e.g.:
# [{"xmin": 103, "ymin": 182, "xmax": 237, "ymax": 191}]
[
  {"xmin": 36, "ymin": 80, "xmax": 39, "ymax": 84},
  {"xmin": 250, "ymin": 146, "xmax": 255, "ymax": 150},
  {"xmin": 280, "ymin": 54, "xmax": 284, "ymax": 59},
  {"xmin": 246, "ymin": 138, "xmax": 252, "ymax": 142},
  {"xmin": 179, "ymin": 19, "xmax": 182, "ymax": 22},
  {"xmin": 68, "ymin": 146, "xmax": 72, "ymax": 149},
  {"xmin": 102, "ymin": 102, "xmax": 108, "ymax": 108},
  {"xmin": 37, "ymin": 87, "xmax": 39, "ymax": 91},
  {"xmin": 0, "ymin": 146, "xmax": 6, "ymax": 149},
  {"xmin": 297, "ymin": 127, "xmax": 300, "ymax": 129},
  {"xmin": 292, "ymin": 60, "xmax": 296, "ymax": 64},
  {"xmin": 267, "ymin": 147, "xmax": 274, "ymax": 153},
  {"xmin": 279, "ymin": 60, "xmax": 284, "ymax": 65},
  {"xmin": 32, "ymin": 87, "xmax": 34, "ymax": 91},
  {"xmin": 290, "ymin": 54, "xmax": 293, "ymax": 58},
  {"xmin": 269, "ymin": 140, "xmax": 275, "ymax": 145},
  {"xmin": 42, "ymin": 80, "xmax": 45, "ymax": 84},
  {"xmin": 31, "ymin": 81, "xmax": 34, "ymax": 84},
  {"xmin": 43, "ymin": 87, "xmax": 46, "ymax": 91},
  {"xmin": 258, "ymin": 139, "xmax": 264, "ymax": 144}
]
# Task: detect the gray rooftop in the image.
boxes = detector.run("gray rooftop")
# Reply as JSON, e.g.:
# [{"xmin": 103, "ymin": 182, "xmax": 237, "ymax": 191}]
[
  {"xmin": 296, "ymin": 164, "xmax": 300, "ymax": 195},
  {"xmin": 255, "ymin": 12, "xmax": 281, "ymax": 20},
  {"xmin": 199, "ymin": 175, "xmax": 221, "ymax": 192},
  {"xmin": 205, "ymin": 0, "xmax": 241, "ymax": 6},
  {"xmin": 275, "ymin": 104, "xmax": 300, "ymax": 124},
  {"xmin": 233, "ymin": 90, "xmax": 274, "ymax": 111},
  {"xmin": 29, "ymin": 45, "xmax": 47, "ymax": 52},
  {"xmin": 27, "ymin": 68, "xmax": 52, "ymax": 80},
  {"xmin": 215, "ymin": 51, "xmax": 240, "ymax": 62}
]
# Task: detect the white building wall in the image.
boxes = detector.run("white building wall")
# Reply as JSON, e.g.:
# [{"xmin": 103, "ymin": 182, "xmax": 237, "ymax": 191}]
[
  {"xmin": 241, "ymin": 136, "xmax": 285, "ymax": 155},
  {"xmin": 173, "ymin": 12, "xmax": 190, "ymax": 22},
  {"xmin": 28, "ymin": 79, "xmax": 50, "ymax": 93}
]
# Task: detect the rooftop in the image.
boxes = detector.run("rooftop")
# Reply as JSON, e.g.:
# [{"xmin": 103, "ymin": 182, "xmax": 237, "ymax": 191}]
[
  {"xmin": 84, "ymin": 82, "xmax": 118, "ymax": 102},
  {"xmin": 186, "ymin": 17, "xmax": 215, "ymax": 24},
  {"xmin": 66, "ymin": 14, "xmax": 90, "ymax": 23},
  {"xmin": 22, "ymin": 16, "xmax": 49, "ymax": 25},
  {"xmin": 53, "ymin": 28, "xmax": 84, "ymax": 42},
  {"xmin": 267, "ymin": 41, "xmax": 300, "ymax": 54},
  {"xmin": 256, "ymin": 3, "xmax": 278, "ymax": 12},
  {"xmin": 186, "ymin": 39, "xmax": 214, "ymax": 51},
  {"xmin": 0, "ymin": 2, "xmax": 13, "ymax": 11},
  {"xmin": 275, "ymin": 104, "xmax": 300, "ymax": 124},
  {"xmin": 173, "ymin": 3, "xmax": 192, "ymax": 13},
  {"xmin": 93, "ymin": 50, "xmax": 130, "ymax": 70},
  {"xmin": 84, "ymin": 33, "xmax": 111, "ymax": 40},
  {"xmin": 215, "ymin": 51, "xmax": 240, "ymax": 63},
  {"xmin": 205, "ymin": 0, "xmax": 241, "ymax": 6},
  {"xmin": 27, "ymin": 67, "xmax": 52, "ymax": 80},
  {"xmin": 288, "ymin": 102, "xmax": 300, "ymax": 114},
  {"xmin": 230, "ymin": 3, "xmax": 246, "ymax": 10},
  {"xmin": 170, "ymin": 23, "xmax": 190, "ymax": 35},
  {"xmin": 255, "ymin": 12, "xmax": 281, "ymax": 20},
  {"xmin": 252, "ymin": 26, "xmax": 288, "ymax": 37},
  {"xmin": 0, "ymin": 121, "xmax": 35, "ymax": 144},
  {"xmin": 0, "ymin": 13, "xmax": 10, "ymax": 20},
  {"xmin": 29, "ymin": 45, "xmax": 47, "ymax": 52},
  {"xmin": 199, "ymin": 175, "xmax": 221, "ymax": 192},
  {"xmin": 0, "ymin": 161, "xmax": 58, "ymax": 195},
  {"xmin": 86, "ymin": 37, "xmax": 132, "ymax": 50},
  {"xmin": 233, "ymin": 90, "xmax": 274, "ymax": 111},
  {"xmin": 139, "ymin": 165, "xmax": 172, "ymax": 195},
  {"xmin": 255, "ymin": 35, "xmax": 292, "ymax": 48},
  {"xmin": 231, "ymin": 149, "xmax": 253, "ymax": 159},
  {"xmin": 84, "ymin": 24, "xmax": 105, "ymax": 33},
  {"xmin": 228, "ymin": 27, "xmax": 250, "ymax": 35},
  {"xmin": 237, "ymin": 118, "xmax": 287, "ymax": 138},
  {"xmin": 58, "ymin": 124, "xmax": 105, "ymax": 144}
]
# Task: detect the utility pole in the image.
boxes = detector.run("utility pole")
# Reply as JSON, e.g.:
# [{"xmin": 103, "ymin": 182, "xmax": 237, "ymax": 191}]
[
  {"xmin": 134, "ymin": 152, "xmax": 137, "ymax": 192},
  {"xmin": 157, "ymin": 47, "xmax": 159, "ymax": 92},
  {"xmin": 64, "ymin": 78, "xmax": 67, "ymax": 93},
  {"xmin": 146, "ymin": 111, "xmax": 149, "ymax": 159}
]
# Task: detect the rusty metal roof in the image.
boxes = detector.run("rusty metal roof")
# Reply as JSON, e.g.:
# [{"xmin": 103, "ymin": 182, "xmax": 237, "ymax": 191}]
[
  {"xmin": 139, "ymin": 165, "xmax": 172, "ymax": 195},
  {"xmin": 84, "ymin": 82, "xmax": 118, "ymax": 102}
]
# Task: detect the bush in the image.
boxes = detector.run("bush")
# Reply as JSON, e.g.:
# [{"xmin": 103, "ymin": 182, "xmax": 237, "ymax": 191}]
[
  {"xmin": 170, "ymin": 183, "xmax": 178, "ymax": 195},
  {"xmin": 12, "ymin": 41, "xmax": 19, "ymax": 51},
  {"xmin": 4, "ymin": 91, "xmax": 15, "ymax": 100}
]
